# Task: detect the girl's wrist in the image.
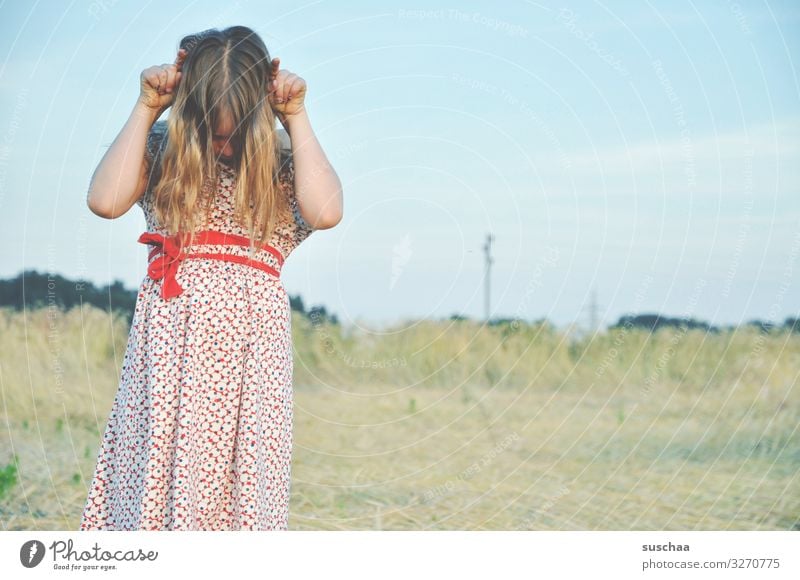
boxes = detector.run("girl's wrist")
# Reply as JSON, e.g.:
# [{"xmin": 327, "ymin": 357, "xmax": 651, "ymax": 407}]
[
  {"xmin": 133, "ymin": 98, "xmax": 160, "ymax": 125},
  {"xmin": 281, "ymin": 107, "xmax": 308, "ymax": 136}
]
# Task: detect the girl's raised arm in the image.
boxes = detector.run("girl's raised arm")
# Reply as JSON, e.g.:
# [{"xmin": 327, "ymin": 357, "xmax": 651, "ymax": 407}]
[
  {"xmin": 86, "ymin": 49, "xmax": 185, "ymax": 219},
  {"xmin": 269, "ymin": 57, "xmax": 343, "ymax": 230}
]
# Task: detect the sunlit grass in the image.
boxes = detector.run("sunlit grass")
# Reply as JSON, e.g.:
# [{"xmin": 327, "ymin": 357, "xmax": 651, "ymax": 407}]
[{"xmin": 1, "ymin": 305, "xmax": 797, "ymax": 530}]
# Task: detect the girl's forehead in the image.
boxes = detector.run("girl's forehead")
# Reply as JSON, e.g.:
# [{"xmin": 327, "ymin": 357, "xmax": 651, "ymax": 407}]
[{"xmin": 214, "ymin": 110, "xmax": 235, "ymax": 135}]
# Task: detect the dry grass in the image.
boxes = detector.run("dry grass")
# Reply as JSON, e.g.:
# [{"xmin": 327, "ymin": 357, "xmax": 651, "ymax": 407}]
[{"xmin": 1, "ymin": 305, "xmax": 798, "ymax": 530}]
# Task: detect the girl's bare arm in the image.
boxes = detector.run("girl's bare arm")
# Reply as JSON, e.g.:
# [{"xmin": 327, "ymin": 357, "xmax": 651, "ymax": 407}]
[
  {"xmin": 284, "ymin": 108, "xmax": 344, "ymax": 230},
  {"xmin": 269, "ymin": 57, "xmax": 343, "ymax": 230},
  {"xmin": 87, "ymin": 50, "xmax": 186, "ymax": 219},
  {"xmin": 86, "ymin": 102, "xmax": 158, "ymax": 219}
]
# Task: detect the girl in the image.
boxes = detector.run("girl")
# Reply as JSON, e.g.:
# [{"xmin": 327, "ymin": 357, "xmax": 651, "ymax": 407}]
[{"xmin": 80, "ymin": 26, "xmax": 343, "ymax": 530}]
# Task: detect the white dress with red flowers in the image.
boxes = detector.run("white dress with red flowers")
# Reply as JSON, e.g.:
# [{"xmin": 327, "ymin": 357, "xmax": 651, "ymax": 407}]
[{"xmin": 79, "ymin": 121, "xmax": 314, "ymax": 530}]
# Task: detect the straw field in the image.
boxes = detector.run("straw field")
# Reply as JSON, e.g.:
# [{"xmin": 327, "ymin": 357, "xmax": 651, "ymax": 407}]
[{"xmin": 1, "ymin": 304, "xmax": 797, "ymax": 530}]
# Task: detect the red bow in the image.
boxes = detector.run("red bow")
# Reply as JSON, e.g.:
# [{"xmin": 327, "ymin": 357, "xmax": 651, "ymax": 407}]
[{"xmin": 137, "ymin": 232, "xmax": 186, "ymax": 300}]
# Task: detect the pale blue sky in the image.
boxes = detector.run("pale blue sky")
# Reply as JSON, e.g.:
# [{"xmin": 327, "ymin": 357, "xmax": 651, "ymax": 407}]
[{"xmin": 0, "ymin": 0, "xmax": 798, "ymax": 329}]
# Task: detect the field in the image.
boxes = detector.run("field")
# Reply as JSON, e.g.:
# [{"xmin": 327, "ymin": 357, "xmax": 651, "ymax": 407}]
[{"xmin": 1, "ymin": 304, "xmax": 798, "ymax": 530}]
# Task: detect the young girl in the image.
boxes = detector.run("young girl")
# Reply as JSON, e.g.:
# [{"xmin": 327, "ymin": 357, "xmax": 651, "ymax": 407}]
[{"xmin": 80, "ymin": 26, "xmax": 343, "ymax": 531}]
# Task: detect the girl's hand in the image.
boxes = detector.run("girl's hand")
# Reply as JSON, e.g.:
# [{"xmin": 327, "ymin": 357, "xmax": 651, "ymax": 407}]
[
  {"xmin": 268, "ymin": 57, "xmax": 306, "ymax": 122},
  {"xmin": 138, "ymin": 48, "xmax": 187, "ymax": 117}
]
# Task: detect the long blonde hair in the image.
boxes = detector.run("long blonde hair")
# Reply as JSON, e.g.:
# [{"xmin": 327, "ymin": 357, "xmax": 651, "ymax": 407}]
[{"xmin": 146, "ymin": 26, "xmax": 289, "ymax": 256}]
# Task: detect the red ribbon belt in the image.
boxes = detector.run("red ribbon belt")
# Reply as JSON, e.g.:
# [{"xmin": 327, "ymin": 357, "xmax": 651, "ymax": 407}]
[{"xmin": 137, "ymin": 229, "xmax": 285, "ymax": 300}]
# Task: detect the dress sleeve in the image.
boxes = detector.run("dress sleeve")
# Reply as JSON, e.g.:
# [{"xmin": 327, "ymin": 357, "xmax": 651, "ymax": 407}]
[
  {"xmin": 137, "ymin": 120, "xmax": 168, "ymax": 209},
  {"xmin": 279, "ymin": 150, "xmax": 315, "ymax": 247}
]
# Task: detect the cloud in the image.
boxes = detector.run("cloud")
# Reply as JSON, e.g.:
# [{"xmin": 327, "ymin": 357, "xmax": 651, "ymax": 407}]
[{"xmin": 532, "ymin": 117, "xmax": 800, "ymax": 198}]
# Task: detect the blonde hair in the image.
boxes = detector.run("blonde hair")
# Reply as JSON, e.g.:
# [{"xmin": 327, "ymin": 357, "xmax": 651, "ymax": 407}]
[{"xmin": 145, "ymin": 26, "xmax": 289, "ymax": 257}]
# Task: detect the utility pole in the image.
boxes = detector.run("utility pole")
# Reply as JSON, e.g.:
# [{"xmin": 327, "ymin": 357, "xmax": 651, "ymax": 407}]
[{"xmin": 483, "ymin": 233, "xmax": 494, "ymax": 322}]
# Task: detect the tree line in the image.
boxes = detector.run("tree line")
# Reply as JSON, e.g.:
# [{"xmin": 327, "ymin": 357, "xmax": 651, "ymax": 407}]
[{"xmin": 0, "ymin": 270, "xmax": 338, "ymax": 326}]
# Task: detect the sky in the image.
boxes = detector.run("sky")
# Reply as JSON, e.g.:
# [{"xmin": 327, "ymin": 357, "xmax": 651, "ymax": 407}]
[{"xmin": 0, "ymin": 0, "xmax": 798, "ymax": 331}]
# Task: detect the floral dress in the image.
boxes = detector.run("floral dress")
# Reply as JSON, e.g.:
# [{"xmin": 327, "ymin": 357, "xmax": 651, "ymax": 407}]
[{"xmin": 79, "ymin": 120, "xmax": 314, "ymax": 530}]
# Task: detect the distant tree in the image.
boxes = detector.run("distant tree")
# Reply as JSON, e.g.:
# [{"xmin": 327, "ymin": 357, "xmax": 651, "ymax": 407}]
[
  {"xmin": 784, "ymin": 316, "xmax": 799, "ymax": 333},
  {"xmin": 0, "ymin": 270, "xmax": 136, "ymax": 320},
  {"xmin": 0, "ymin": 270, "xmax": 330, "ymax": 326},
  {"xmin": 746, "ymin": 318, "xmax": 800, "ymax": 334},
  {"xmin": 308, "ymin": 304, "xmax": 339, "ymax": 325},
  {"xmin": 610, "ymin": 313, "xmax": 716, "ymax": 333},
  {"xmin": 289, "ymin": 293, "xmax": 306, "ymax": 314},
  {"xmin": 745, "ymin": 319, "xmax": 777, "ymax": 333}
]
